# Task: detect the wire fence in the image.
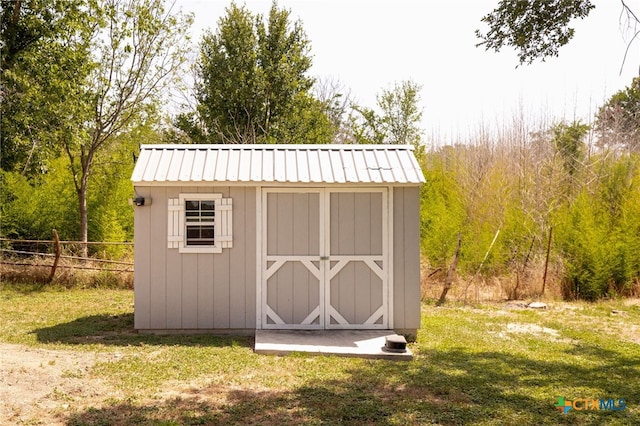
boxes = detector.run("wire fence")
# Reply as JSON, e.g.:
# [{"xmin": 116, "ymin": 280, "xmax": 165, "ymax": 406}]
[{"xmin": 0, "ymin": 231, "xmax": 134, "ymax": 283}]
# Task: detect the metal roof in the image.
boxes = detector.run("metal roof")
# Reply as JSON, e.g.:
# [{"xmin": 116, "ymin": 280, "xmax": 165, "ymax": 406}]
[{"xmin": 131, "ymin": 144, "xmax": 425, "ymax": 185}]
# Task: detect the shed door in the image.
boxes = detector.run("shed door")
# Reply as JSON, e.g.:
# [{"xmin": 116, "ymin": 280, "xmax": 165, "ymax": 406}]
[{"xmin": 261, "ymin": 188, "xmax": 388, "ymax": 329}]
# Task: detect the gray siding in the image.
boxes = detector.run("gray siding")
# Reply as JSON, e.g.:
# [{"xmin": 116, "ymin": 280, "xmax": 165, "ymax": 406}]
[
  {"xmin": 266, "ymin": 192, "xmax": 320, "ymax": 256},
  {"xmin": 393, "ymin": 186, "xmax": 421, "ymax": 334},
  {"xmin": 134, "ymin": 186, "xmax": 256, "ymax": 331},
  {"xmin": 134, "ymin": 184, "xmax": 420, "ymax": 335}
]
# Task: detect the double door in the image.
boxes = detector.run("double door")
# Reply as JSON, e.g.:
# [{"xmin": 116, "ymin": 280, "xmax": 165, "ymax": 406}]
[{"xmin": 260, "ymin": 188, "xmax": 389, "ymax": 329}]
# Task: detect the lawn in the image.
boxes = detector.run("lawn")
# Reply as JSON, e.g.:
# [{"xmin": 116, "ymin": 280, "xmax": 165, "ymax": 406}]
[{"xmin": 0, "ymin": 283, "xmax": 639, "ymax": 425}]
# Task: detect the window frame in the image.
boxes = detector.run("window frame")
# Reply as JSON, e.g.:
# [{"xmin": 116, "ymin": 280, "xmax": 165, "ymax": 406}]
[
  {"xmin": 167, "ymin": 193, "xmax": 233, "ymax": 254},
  {"xmin": 180, "ymin": 193, "xmax": 221, "ymax": 253}
]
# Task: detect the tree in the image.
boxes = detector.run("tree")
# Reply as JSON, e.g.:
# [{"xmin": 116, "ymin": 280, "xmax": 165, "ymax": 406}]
[
  {"xmin": 378, "ymin": 80, "xmax": 424, "ymax": 146},
  {"xmin": 475, "ymin": 0, "xmax": 595, "ymax": 65},
  {"xmin": 313, "ymin": 77, "xmax": 354, "ymax": 144},
  {"xmin": 68, "ymin": 0, "xmax": 191, "ymax": 254},
  {"xmin": 30, "ymin": 0, "xmax": 189, "ymax": 255},
  {"xmin": 2, "ymin": 0, "xmax": 191, "ymax": 251},
  {"xmin": 351, "ymin": 80, "xmax": 424, "ymax": 146},
  {"xmin": 595, "ymin": 77, "xmax": 640, "ymax": 152},
  {"xmin": 476, "ymin": 1, "xmax": 640, "ymax": 66},
  {"xmin": 0, "ymin": 0, "xmax": 93, "ymax": 177},
  {"xmin": 549, "ymin": 121, "xmax": 590, "ymax": 202},
  {"xmin": 190, "ymin": 1, "xmax": 330, "ymax": 144}
]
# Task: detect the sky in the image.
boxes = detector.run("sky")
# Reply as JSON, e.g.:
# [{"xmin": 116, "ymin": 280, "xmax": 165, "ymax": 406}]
[{"xmin": 174, "ymin": 0, "xmax": 640, "ymax": 144}]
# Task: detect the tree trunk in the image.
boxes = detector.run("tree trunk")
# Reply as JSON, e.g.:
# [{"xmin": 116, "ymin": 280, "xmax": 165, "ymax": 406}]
[
  {"xmin": 77, "ymin": 170, "xmax": 90, "ymax": 258},
  {"xmin": 77, "ymin": 189, "xmax": 88, "ymax": 257},
  {"xmin": 437, "ymin": 233, "xmax": 462, "ymax": 306}
]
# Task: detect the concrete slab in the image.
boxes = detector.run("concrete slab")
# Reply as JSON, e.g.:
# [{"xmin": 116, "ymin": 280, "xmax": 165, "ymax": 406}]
[{"xmin": 254, "ymin": 330, "xmax": 413, "ymax": 361}]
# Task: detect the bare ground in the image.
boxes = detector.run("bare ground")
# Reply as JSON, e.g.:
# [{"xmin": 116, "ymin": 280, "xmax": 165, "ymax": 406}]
[{"xmin": 0, "ymin": 344, "xmax": 118, "ymax": 425}]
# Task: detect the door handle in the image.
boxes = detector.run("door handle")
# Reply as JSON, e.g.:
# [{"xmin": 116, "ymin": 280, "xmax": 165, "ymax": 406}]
[{"xmin": 320, "ymin": 256, "xmax": 329, "ymax": 260}]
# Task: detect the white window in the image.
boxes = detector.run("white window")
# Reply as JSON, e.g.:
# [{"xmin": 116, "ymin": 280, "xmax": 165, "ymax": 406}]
[{"xmin": 167, "ymin": 194, "xmax": 233, "ymax": 253}]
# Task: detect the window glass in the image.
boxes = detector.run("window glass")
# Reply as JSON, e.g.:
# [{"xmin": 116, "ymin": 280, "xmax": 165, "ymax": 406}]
[{"xmin": 185, "ymin": 200, "xmax": 215, "ymax": 246}]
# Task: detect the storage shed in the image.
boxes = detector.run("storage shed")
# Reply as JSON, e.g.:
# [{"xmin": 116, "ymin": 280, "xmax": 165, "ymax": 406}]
[{"xmin": 131, "ymin": 144, "xmax": 425, "ymax": 338}]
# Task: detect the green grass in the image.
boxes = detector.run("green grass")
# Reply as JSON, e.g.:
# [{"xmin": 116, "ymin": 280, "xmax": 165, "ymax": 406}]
[{"xmin": 1, "ymin": 282, "xmax": 639, "ymax": 425}]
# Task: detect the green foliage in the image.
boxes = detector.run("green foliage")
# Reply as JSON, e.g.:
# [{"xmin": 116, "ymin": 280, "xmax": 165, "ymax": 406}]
[
  {"xmin": 1, "ymin": 158, "xmax": 78, "ymax": 240},
  {"xmin": 552, "ymin": 156, "xmax": 640, "ymax": 300},
  {"xmin": 497, "ymin": 197, "xmax": 539, "ymax": 271},
  {"xmin": 351, "ymin": 80, "xmax": 423, "ymax": 146},
  {"xmin": 67, "ymin": 0, "xmax": 190, "ymax": 248},
  {"xmin": 418, "ymin": 148, "xmax": 466, "ymax": 268},
  {"xmin": 193, "ymin": 1, "xmax": 330, "ymax": 144},
  {"xmin": 0, "ymin": 150, "xmax": 135, "ymax": 245},
  {"xmin": 476, "ymin": 0, "xmax": 594, "ymax": 65},
  {"xmin": 266, "ymin": 93, "xmax": 336, "ymax": 144},
  {"xmin": 1, "ymin": 0, "xmax": 94, "ymax": 176},
  {"xmin": 551, "ymin": 121, "xmax": 589, "ymax": 178},
  {"xmin": 1, "ymin": 0, "xmax": 191, "ymax": 250},
  {"xmin": 0, "ymin": 126, "xmax": 140, "ymax": 248},
  {"xmin": 419, "ymin": 122, "xmax": 640, "ymax": 300},
  {"xmin": 350, "ymin": 105, "xmax": 386, "ymax": 145},
  {"xmin": 85, "ymin": 132, "xmax": 141, "ymax": 256}
]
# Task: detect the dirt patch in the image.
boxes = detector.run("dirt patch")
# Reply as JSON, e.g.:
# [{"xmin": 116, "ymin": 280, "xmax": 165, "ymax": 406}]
[
  {"xmin": 0, "ymin": 343, "xmax": 118, "ymax": 425},
  {"xmin": 491, "ymin": 322, "xmax": 577, "ymax": 344},
  {"xmin": 503, "ymin": 323, "xmax": 559, "ymax": 336}
]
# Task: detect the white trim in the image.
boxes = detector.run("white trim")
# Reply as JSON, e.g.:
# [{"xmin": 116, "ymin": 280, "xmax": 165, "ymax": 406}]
[
  {"xmin": 261, "ymin": 189, "xmax": 324, "ymax": 330},
  {"xmin": 136, "ymin": 181, "xmax": 421, "ymax": 188},
  {"xmin": 365, "ymin": 305, "xmax": 386, "ymax": 325},
  {"xmin": 382, "ymin": 187, "xmax": 389, "ymax": 328},
  {"xmin": 265, "ymin": 305, "xmax": 285, "ymax": 325},
  {"xmin": 322, "ymin": 188, "xmax": 330, "ymax": 329},
  {"xmin": 258, "ymin": 187, "xmax": 390, "ymax": 330},
  {"xmin": 301, "ymin": 306, "xmax": 320, "ymax": 325},
  {"xmin": 364, "ymin": 259, "xmax": 385, "ymax": 281},
  {"xmin": 327, "ymin": 306, "xmax": 349, "ymax": 325},
  {"xmin": 387, "ymin": 186, "xmax": 394, "ymax": 329},
  {"xmin": 167, "ymin": 198, "xmax": 183, "ymax": 249},
  {"xmin": 264, "ymin": 260, "xmax": 286, "ymax": 280},
  {"xmin": 168, "ymin": 193, "xmax": 233, "ymax": 254}
]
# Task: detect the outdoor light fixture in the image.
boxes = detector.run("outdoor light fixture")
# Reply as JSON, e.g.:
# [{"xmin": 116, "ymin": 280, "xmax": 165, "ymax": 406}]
[{"xmin": 129, "ymin": 197, "xmax": 151, "ymax": 206}]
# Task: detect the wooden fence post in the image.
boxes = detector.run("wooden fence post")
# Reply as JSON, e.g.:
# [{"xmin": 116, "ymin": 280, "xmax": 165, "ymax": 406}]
[
  {"xmin": 437, "ymin": 233, "xmax": 462, "ymax": 306},
  {"xmin": 47, "ymin": 229, "xmax": 61, "ymax": 283}
]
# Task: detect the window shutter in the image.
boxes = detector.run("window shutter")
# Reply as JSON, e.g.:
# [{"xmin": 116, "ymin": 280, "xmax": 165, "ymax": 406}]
[
  {"xmin": 167, "ymin": 198, "xmax": 184, "ymax": 249},
  {"xmin": 215, "ymin": 197, "xmax": 233, "ymax": 249}
]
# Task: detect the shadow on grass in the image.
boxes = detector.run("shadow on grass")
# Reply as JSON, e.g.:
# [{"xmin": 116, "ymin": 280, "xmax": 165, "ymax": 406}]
[
  {"xmin": 34, "ymin": 314, "xmax": 253, "ymax": 348},
  {"xmin": 64, "ymin": 345, "xmax": 639, "ymax": 425},
  {"xmin": 0, "ymin": 281, "xmax": 52, "ymax": 294}
]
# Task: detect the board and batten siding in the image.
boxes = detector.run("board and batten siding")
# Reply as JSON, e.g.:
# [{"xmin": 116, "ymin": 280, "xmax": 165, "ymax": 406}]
[
  {"xmin": 392, "ymin": 186, "xmax": 421, "ymax": 334},
  {"xmin": 134, "ymin": 185, "xmax": 256, "ymax": 333}
]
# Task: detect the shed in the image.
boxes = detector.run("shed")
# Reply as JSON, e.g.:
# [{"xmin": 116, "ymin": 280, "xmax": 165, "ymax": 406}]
[{"xmin": 131, "ymin": 144, "xmax": 425, "ymax": 338}]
